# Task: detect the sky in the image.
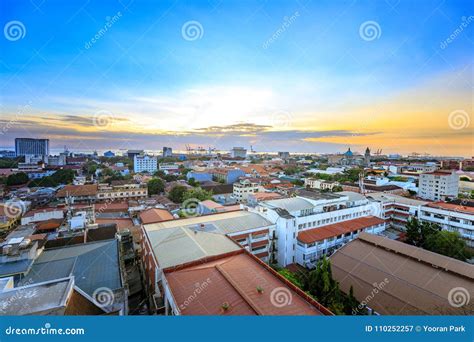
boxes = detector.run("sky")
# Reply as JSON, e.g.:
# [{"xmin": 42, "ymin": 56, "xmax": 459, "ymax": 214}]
[{"xmin": 0, "ymin": 0, "xmax": 472, "ymax": 156}]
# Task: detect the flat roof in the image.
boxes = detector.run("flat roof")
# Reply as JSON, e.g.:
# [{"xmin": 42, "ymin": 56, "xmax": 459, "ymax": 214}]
[
  {"xmin": 144, "ymin": 210, "xmax": 273, "ymax": 236},
  {"xmin": 262, "ymin": 197, "xmax": 315, "ymax": 212},
  {"xmin": 0, "ymin": 277, "xmax": 73, "ymax": 315},
  {"xmin": 165, "ymin": 251, "xmax": 330, "ymax": 316},
  {"xmin": 367, "ymin": 192, "xmax": 428, "ymax": 206},
  {"xmin": 147, "ymin": 227, "xmax": 241, "ymax": 269},
  {"xmin": 297, "ymin": 216, "xmax": 385, "ymax": 244},
  {"xmin": 330, "ymin": 233, "xmax": 473, "ymax": 315}
]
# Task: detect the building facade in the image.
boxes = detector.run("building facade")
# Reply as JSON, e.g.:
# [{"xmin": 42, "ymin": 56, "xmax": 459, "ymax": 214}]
[
  {"xmin": 418, "ymin": 171, "xmax": 459, "ymax": 200},
  {"xmin": 15, "ymin": 138, "xmax": 49, "ymax": 157},
  {"xmin": 134, "ymin": 155, "xmax": 158, "ymax": 173}
]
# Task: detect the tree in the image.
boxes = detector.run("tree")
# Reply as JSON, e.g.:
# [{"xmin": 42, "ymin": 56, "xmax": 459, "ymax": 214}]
[
  {"xmin": 187, "ymin": 177, "xmax": 199, "ymax": 187},
  {"xmin": 6, "ymin": 172, "xmax": 29, "ymax": 186},
  {"xmin": 405, "ymin": 217, "xmax": 439, "ymax": 248},
  {"xmin": 168, "ymin": 185, "xmax": 188, "ymax": 203},
  {"xmin": 147, "ymin": 178, "xmax": 165, "ymax": 195},
  {"xmin": 183, "ymin": 187, "xmax": 213, "ymax": 202},
  {"xmin": 425, "ymin": 231, "xmax": 471, "ymax": 261}
]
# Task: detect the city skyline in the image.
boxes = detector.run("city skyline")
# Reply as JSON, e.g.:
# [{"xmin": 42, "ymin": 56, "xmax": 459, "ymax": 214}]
[{"xmin": 1, "ymin": 0, "xmax": 472, "ymax": 156}]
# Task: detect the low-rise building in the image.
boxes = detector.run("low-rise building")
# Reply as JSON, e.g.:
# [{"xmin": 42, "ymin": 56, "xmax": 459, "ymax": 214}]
[
  {"xmin": 296, "ymin": 216, "xmax": 386, "ymax": 268},
  {"xmin": 57, "ymin": 184, "xmax": 98, "ymax": 203},
  {"xmin": 97, "ymin": 182, "xmax": 148, "ymax": 202},
  {"xmin": 304, "ymin": 178, "xmax": 340, "ymax": 191},
  {"xmin": 419, "ymin": 202, "xmax": 474, "ymax": 247},
  {"xmin": 233, "ymin": 179, "xmax": 260, "ymax": 202}
]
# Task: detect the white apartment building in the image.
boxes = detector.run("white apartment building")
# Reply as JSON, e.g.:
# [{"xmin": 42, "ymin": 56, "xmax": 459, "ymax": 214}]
[
  {"xmin": 367, "ymin": 192, "xmax": 428, "ymax": 230},
  {"xmin": 255, "ymin": 191, "xmax": 383, "ymax": 267},
  {"xmin": 233, "ymin": 179, "xmax": 260, "ymax": 203},
  {"xmin": 419, "ymin": 171, "xmax": 459, "ymax": 201},
  {"xmin": 134, "ymin": 155, "xmax": 158, "ymax": 173},
  {"xmin": 295, "ymin": 216, "xmax": 385, "ymax": 268},
  {"xmin": 419, "ymin": 202, "xmax": 474, "ymax": 248},
  {"xmin": 304, "ymin": 178, "xmax": 339, "ymax": 191}
]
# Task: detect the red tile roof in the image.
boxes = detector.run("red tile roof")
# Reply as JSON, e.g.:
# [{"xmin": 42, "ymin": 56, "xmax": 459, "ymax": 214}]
[
  {"xmin": 94, "ymin": 202, "xmax": 129, "ymax": 213},
  {"xmin": 139, "ymin": 208, "xmax": 174, "ymax": 224},
  {"xmin": 57, "ymin": 184, "xmax": 98, "ymax": 198},
  {"xmin": 425, "ymin": 202, "xmax": 474, "ymax": 214},
  {"xmin": 297, "ymin": 216, "xmax": 385, "ymax": 244},
  {"xmin": 96, "ymin": 218, "xmax": 134, "ymax": 230},
  {"xmin": 164, "ymin": 250, "xmax": 331, "ymax": 316}
]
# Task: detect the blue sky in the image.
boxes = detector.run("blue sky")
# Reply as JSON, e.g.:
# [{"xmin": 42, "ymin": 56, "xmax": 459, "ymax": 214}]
[{"xmin": 0, "ymin": 0, "xmax": 472, "ymax": 155}]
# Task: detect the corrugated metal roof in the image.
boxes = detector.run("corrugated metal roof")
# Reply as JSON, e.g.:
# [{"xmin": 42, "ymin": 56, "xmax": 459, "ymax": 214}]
[
  {"xmin": 145, "ymin": 211, "xmax": 273, "ymax": 235},
  {"xmin": 20, "ymin": 239, "xmax": 121, "ymax": 296},
  {"xmin": 148, "ymin": 227, "xmax": 241, "ymax": 269},
  {"xmin": 330, "ymin": 233, "xmax": 474, "ymax": 315}
]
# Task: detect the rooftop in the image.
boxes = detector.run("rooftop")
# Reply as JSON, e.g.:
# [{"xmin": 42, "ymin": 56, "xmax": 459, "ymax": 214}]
[
  {"xmin": 165, "ymin": 250, "xmax": 331, "ymax": 315},
  {"xmin": 0, "ymin": 277, "xmax": 73, "ymax": 315},
  {"xmin": 367, "ymin": 192, "xmax": 428, "ymax": 207},
  {"xmin": 330, "ymin": 232, "xmax": 473, "ymax": 315},
  {"xmin": 57, "ymin": 184, "xmax": 98, "ymax": 198},
  {"xmin": 139, "ymin": 208, "xmax": 174, "ymax": 224},
  {"xmin": 144, "ymin": 210, "xmax": 273, "ymax": 236},
  {"xmin": 424, "ymin": 201, "xmax": 474, "ymax": 215},
  {"xmin": 297, "ymin": 216, "xmax": 385, "ymax": 244},
  {"xmin": 146, "ymin": 226, "xmax": 241, "ymax": 269},
  {"xmin": 262, "ymin": 197, "xmax": 315, "ymax": 212},
  {"xmin": 20, "ymin": 239, "xmax": 122, "ymax": 297}
]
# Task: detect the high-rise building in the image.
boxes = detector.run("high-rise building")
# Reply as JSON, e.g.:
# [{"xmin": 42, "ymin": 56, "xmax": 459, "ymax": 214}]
[
  {"xmin": 15, "ymin": 138, "xmax": 49, "ymax": 157},
  {"xmin": 163, "ymin": 146, "xmax": 172, "ymax": 158},
  {"xmin": 230, "ymin": 147, "xmax": 247, "ymax": 158},
  {"xmin": 418, "ymin": 171, "xmax": 459, "ymax": 201}
]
